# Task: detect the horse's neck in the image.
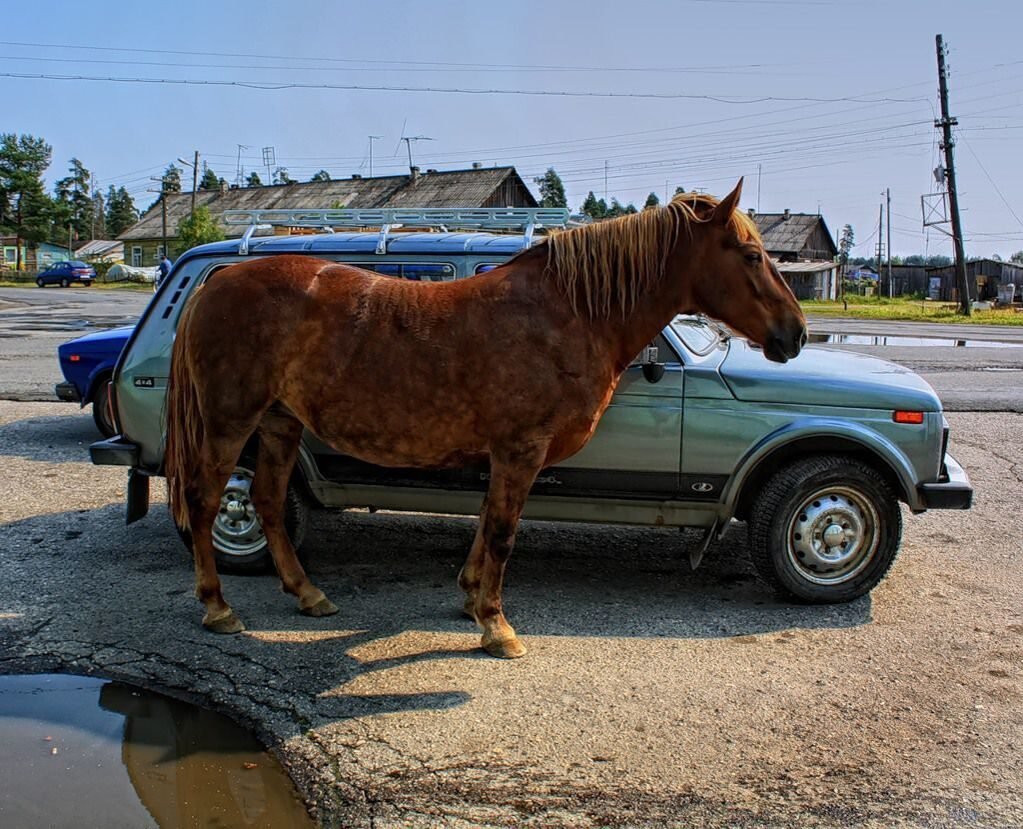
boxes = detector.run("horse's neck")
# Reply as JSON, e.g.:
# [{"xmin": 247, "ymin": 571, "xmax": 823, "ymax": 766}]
[{"xmin": 600, "ymin": 250, "xmax": 695, "ymax": 369}]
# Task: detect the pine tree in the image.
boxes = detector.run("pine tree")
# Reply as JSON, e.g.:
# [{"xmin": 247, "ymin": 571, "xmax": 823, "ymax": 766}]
[
  {"xmin": 55, "ymin": 157, "xmax": 93, "ymax": 242},
  {"xmin": 310, "ymin": 170, "xmax": 331, "ymax": 182},
  {"xmin": 581, "ymin": 191, "xmax": 605, "ymax": 220},
  {"xmin": 105, "ymin": 186, "xmax": 138, "ymax": 238},
  {"xmin": 0, "ymin": 133, "xmax": 54, "ymax": 270},
  {"xmin": 162, "ymin": 164, "xmax": 182, "ymax": 192},
  {"xmin": 199, "ymin": 166, "xmax": 220, "ymax": 190},
  {"xmin": 245, "ymin": 171, "xmax": 262, "ymax": 187},
  {"xmin": 534, "ymin": 168, "xmax": 567, "ymax": 208},
  {"xmin": 644, "ymin": 192, "xmax": 660, "ymax": 209},
  {"xmin": 91, "ymin": 190, "xmax": 107, "ymax": 239}
]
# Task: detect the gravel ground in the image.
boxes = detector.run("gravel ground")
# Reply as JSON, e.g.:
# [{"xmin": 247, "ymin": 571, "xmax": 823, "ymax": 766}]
[{"xmin": 0, "ymin": 402, "xmax": 1020, "ymax": 828}]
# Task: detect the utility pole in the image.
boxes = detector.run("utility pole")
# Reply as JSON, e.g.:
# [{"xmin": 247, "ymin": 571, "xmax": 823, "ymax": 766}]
[
  {"xmin": 191, "ymin": 150, "xmax": 199, "ymax": 216},
  {"xmin": 886, "ymin": 187, "xmax": 892, "ymax": 298},
  {"xmin": 876, "ymin": 203, "xmax": 884, "ymax": 301},
  {"xmin": 368, "ymin": 135, "xmax": 382, "ymax": 177},
  {"xmin": 935, "ymin": 34, "xmax": 971, "ymax": 315}
]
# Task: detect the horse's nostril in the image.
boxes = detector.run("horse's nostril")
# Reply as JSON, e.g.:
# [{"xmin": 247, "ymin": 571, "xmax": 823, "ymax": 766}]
[{"xmin": 799, "ymin": 330, "xmax": 808, "ymax": 348}]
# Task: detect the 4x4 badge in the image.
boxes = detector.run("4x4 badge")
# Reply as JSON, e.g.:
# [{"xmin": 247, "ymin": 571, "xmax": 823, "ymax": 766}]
[
  {"xmin": 691, "ymin": 481, "xmax": 714, "ymax": 493},
  {"xmin": 133, "ymin": 377, "xmax": 155, "ymax": 388}
]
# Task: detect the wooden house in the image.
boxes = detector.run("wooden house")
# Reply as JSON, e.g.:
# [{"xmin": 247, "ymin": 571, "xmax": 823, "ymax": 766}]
[{"xmin": 118, "ymin": 166, "xmax": 538, "ymax": 265}]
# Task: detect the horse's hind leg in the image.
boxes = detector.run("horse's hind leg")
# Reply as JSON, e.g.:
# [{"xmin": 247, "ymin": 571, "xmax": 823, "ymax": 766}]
[
  {"xmin": 472, "ymin": 448, "xmax": 546, "ymax": 659},
  {"xmin": 188, "ymin": 428, "xmax": 255, "ymax": 634},
  {"xmin": 251, "ymin": 409, "xmax": 338, "ymax": 618}
]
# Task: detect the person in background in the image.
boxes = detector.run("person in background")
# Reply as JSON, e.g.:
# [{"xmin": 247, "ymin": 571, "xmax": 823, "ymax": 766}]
[{"xmin": 156, "ymin": 254, "xmax": 173, "ymax": 288}]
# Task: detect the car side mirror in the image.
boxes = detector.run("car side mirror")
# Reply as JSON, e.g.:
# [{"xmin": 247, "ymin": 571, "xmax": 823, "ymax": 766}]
[{"xmin": 641, "ymin": 345, "xmax": 665, "ymax": 384}]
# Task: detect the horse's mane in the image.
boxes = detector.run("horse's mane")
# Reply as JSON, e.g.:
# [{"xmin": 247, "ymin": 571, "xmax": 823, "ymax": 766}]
[{"xmin": 533, "ymin": 192, "xmax": 761, "ymax": 319}]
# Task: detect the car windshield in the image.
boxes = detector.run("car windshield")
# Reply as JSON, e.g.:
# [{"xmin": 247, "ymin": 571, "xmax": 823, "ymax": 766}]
[{"xmin": 669, "ymin": 315, "xmax": 728, "ymax": 355}]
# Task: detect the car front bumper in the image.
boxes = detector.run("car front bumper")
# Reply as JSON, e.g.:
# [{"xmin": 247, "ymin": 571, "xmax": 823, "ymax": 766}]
[
  {"xmin": 917, "ymin": 452, "xmax": 973, "ymax": 510},
  {"xmin": 55, "ymin": 381, "xmax": 81, "ymax": 402}
]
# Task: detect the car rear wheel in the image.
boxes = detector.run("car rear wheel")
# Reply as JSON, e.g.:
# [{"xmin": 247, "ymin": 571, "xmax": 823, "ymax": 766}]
[
  {"xmin": 60, "ymin": 278, "xmax": 69, "ymax": 288},
  {"xmin": 36, "ymin": 277, "xmax": 44, "ymax": 287},
  {"xmin": 174, "ymin": 461, "xmax": 309, "ymax": 574},
  {"xmin": 747, "ymin": 456, "xmax": 902, "ymax": 603},
  {"xmin": 91, "ymin": 379, "xmax": 116, "ymax": 438}
]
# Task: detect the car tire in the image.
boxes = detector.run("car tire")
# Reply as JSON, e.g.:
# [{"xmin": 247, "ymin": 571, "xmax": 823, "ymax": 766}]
[
  {"xmin": 174, "ymin": 460, "xmax": 309, "ymax": 574},
  {"xmin": 36, "ymin": 277, "xmax": 45, "ymax": 287},
  {"xmin": 91, "ymin": 379, "xmax": 116, "ymax": 438},
  {"xmin": 747, "ymin": 455, "xmax": 902, "ymax": 603},
  {"xmin": 60, "ymin": 278, "xmax": 69, "ymax": 288}
]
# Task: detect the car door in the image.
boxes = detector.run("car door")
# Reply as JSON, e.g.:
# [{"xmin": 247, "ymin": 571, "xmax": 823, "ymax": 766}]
[{"xmin": 538, "ymin": 331, "xmax": 683, "ymax": 499}]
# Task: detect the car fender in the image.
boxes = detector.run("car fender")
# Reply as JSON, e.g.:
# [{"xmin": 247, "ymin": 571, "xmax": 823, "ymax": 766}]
[
  {"xmin": 83, "ymin": 362, "xmax": 116, "ymax": 406},
  {"xmin": 719, "ymin": 417, "xmax": 924, "ymax": 525}
]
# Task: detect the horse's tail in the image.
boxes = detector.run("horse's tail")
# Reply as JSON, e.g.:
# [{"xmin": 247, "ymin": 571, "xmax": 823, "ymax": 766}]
[{"xmin": 164, "ymin": 289, "xmax": 204, "ymax": 532}]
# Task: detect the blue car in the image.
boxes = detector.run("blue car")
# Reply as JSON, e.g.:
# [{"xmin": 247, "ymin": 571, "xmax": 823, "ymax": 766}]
[
  {"xmin": 37, "ymin": 260, "xmax": 96, "ymax": 287},
  {"xmin": 56, "ymin": 326, "xmax": 133, "ymax": 436}
]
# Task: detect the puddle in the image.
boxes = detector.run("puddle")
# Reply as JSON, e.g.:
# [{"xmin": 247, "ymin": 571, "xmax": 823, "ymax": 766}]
[
  {"xmin": 808, "ymin": 333, "xmax": 1023, "ymax": 348},
  {"xmin": 0, "ymin": 674, "xmax": 315, "ymax": 828}
]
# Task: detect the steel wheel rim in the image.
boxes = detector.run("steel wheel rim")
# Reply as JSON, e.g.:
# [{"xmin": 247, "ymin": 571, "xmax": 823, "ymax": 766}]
[
  {"xmin": 786, "ymin": 485, "xmax": 879, "ymax": 585},
  {"xmin": 212, "ymin": 466, "xmax": 266, "ymax": 557}
]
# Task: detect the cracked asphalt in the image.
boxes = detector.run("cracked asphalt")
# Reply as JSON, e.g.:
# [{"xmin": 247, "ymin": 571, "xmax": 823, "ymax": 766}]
[{"xmin": 1, "ymin": 401, "xmax": 1021, "ymax": 828}]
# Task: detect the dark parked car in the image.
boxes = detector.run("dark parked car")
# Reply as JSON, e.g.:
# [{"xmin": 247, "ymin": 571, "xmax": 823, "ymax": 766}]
[
  {"xmin": 56, "ymin": 326, "xmax": 132, "ymax": 436},
  {"xmin": 36, "ymin": 260, "xmax": 96, "ymax": 287}
]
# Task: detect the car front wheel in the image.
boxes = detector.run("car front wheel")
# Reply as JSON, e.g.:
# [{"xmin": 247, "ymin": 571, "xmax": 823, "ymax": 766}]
[
  {"xmin": 60, "ymin": 278, "xmax": 70, "ymax": 288},
  {"xmin": 747, "ymin": 456, "xmax": 902, "ymax": 603},
  {"xmin": 174, "ymin": 462, "xmax": 309, "ymax": 574}
]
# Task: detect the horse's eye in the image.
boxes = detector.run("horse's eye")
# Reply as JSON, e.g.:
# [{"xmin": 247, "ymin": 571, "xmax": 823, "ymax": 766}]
[{"xmin": 745, "ymin": 253, "xmax": 762, "ymax": 265}]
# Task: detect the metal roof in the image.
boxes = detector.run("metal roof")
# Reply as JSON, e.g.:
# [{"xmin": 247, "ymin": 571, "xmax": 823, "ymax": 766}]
[{"xmin": 753, "ymin": 212, "xmax": 835, "ymax": 256}]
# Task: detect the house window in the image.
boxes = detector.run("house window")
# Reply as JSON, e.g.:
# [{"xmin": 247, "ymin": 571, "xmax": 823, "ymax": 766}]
[
  {"xmin": 131, "ymin": 247, "xmax": 143, "ymax": 267},
  {"xmin": 3, "ymin": 248, "xmax": 15, "ymax": 265}
]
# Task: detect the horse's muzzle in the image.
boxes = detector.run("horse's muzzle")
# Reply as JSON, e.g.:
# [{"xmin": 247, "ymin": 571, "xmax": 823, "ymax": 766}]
[{"xmin": 763, "ymin": 322, "xmax": 808, "ymax": 364}]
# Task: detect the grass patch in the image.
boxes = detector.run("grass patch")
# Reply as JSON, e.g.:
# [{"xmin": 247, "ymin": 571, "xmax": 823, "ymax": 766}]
[
  {"xmin": 801, "ymin": 297, "xmax": 1023, "ymax": 326},
  {"xmin": 0, "ymin": 281, "xmax": 153, "ymax": 292}
]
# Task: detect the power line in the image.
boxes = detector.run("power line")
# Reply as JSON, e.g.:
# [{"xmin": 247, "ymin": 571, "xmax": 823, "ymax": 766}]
[{"xmin": 0, "ymin": 70, "xmax": 929, "ymax": 103}]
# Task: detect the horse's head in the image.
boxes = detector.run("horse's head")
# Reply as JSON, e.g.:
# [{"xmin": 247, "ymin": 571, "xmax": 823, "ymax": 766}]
[{"xmin": 680, "ymin": 180, "xmax": 807, "ymax": 363}]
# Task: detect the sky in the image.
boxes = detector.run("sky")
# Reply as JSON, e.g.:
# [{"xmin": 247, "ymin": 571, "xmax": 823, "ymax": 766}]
[{"xmin": 4, "ymin": 0, "xmax": 1022, "ymax": 259}]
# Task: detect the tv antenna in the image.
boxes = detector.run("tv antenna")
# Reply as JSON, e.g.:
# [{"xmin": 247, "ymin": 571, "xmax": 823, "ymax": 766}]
[{"xmin": 400, "ymin": 135, "xmax": 433, "ymax": 175}]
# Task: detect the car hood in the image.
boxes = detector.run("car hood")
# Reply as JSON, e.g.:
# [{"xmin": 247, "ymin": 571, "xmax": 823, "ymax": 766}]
[
  {"xmin": 58, "ymin": 325, "xmax": 135, "ymax": 353},
  {"xmin": 719, "ymin": 340, "xmax": 941, "ymax": 411}
]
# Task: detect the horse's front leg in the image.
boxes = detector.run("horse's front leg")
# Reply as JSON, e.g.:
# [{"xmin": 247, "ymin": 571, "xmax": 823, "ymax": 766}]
[
  {"xmin": 457, "ymin": 496, "xmax": 487, "ymax": 619},
  {"xmin": 472, "ymin": 449, "xmax": 545, "ymax": 659}
]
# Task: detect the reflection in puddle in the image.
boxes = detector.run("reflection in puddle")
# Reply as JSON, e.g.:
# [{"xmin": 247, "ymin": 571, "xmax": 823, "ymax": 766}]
[
  {"xmin": 808, "ymin": 333, "xmax": 1023, "ymax": 348},
  {"xmin": 0, "ymin": 674, "xmax": 314, "ymax": 828}
]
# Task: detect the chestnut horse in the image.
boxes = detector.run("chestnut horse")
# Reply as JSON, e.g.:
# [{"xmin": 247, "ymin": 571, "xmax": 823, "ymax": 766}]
[{"xmin": 165, "ymin": 180, "xmax": 806, "ymax": 659}]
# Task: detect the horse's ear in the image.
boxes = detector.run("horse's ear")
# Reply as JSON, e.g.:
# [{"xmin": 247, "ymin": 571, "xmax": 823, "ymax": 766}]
[{"xmin": 711, "ymin": 178, "xmax": 744, "ymax": 226}]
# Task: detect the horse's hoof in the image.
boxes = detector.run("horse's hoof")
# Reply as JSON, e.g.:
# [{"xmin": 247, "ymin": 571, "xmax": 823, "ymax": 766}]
[
  {"xmin": 300, "ymin": 597, "xmax": 339, "ymax": 617},
  {"xmin": 203, "ymin": 609, "xmax": 245, "ymax": 634},
  {"xmin": 481, "ymin": 633, "xmax": 527, "ymax": 659}
]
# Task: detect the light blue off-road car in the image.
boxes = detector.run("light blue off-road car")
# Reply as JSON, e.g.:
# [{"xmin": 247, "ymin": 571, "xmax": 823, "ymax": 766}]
[{"xmin": 90, "ymin": 208, "xmax": 972, "ymax": 604}]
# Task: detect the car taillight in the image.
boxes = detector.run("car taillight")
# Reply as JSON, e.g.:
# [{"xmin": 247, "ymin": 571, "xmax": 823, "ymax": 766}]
[
  {"xmin": 893, "ymin": 410, "xmax": 924, "ymax": 424},
  {"xmin": 69, "ymin": 354, "xmax": 81, "ymax": 362}
]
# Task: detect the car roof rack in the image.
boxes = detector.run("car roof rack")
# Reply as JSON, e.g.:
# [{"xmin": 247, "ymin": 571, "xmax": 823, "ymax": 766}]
[{"xmin": 223, "ymin": 207, "xmax": 571, "ymax": 255}]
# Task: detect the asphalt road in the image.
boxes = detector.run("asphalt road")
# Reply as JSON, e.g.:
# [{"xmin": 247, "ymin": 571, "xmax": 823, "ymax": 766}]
[{"xmin": 2, "ymin": 286, "xmax": 1022, "ymax": 411}]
